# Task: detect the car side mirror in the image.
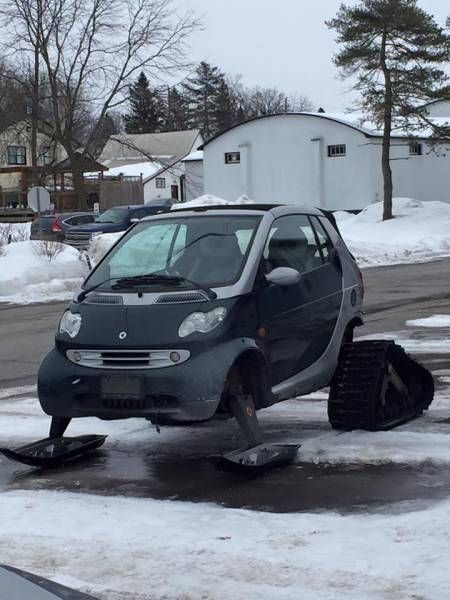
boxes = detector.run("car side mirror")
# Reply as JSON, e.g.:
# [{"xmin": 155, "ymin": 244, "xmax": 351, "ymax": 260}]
[{"xmin": 265, "ymin": 267, "xmax": 301, "ymax": 287}]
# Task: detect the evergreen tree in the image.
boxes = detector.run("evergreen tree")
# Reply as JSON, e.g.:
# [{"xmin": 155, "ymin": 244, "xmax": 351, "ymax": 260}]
[
  {"xmin": 123, "ymin": 72, "xmax": 166, "ymax": 134},
  {"xmin": 214, "ymin": 77, "xmax": 236, "ymax": 133},
  {"xmin": 327, "ymin": 0, "xmax": 450, "ymax": 220},
  {"xmin": 183, "ymin": 61, "xmax": 223, "ymax": 137},
  {"xmin": 166, "ymin": 87, "xmax": 189, "ymax": 131}
]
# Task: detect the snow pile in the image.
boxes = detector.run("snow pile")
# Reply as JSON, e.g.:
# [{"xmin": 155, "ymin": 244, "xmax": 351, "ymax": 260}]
[
  {"xmin": 336, "ymin": 198, "xmax": 450, "ymax": 267},
  {"xmin": 0, "ymin": 240, "xmax": 88, "ymax": 304},
  {"xmin": 407, "ymin": 314, "xmax": 450, "ymax": 328},
  {"xmin": 171, "ymin": 194, "xmax": 254, "ymax": 210}
]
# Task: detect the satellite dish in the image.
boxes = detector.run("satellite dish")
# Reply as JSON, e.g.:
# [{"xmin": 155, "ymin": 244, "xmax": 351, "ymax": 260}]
[{"xmin": 27, "ymin": 186, "xmax": 51, "ymax": 213}]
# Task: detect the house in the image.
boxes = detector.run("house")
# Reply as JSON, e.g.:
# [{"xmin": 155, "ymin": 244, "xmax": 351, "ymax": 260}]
[
  {"xmin": 0, "ymin": 119, "xmax": 65, "ymax": 207},
  {"xmin": 98, "ymin": 129, "xmax": 203, "ymax": 203},
  {"xmin": 200, "ymin": 107, "xmax": 450, "ymax": 210}
]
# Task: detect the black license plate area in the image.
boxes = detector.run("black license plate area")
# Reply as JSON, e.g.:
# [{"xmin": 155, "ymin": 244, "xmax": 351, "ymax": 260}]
[{"xmin": 100, "ymin": 376, "xmax": 144, "ymax": 400}]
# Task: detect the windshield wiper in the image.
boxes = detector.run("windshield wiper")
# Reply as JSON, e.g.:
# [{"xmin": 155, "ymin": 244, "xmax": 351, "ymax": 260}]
[{"xmin": 112, "ymin": 273, "xmax": 217, "ymax": 300}]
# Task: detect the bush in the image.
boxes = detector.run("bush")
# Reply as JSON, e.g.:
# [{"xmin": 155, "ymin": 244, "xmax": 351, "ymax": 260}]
[{"xmin": 32, "ymin": 240, "xmax": 65, "ymax": 262}]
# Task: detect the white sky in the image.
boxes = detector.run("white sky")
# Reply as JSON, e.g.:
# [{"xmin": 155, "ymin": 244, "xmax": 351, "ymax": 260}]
[{"xmin": 178, "ymin": 0, "xmax": 449, "ymax": 111}]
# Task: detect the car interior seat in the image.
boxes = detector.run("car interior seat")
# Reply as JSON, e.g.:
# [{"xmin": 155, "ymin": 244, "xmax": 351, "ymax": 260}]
[
  {"xmin": 267, "ymin": 225, "xmax": 310, "ymax": 273},
  {"xmin": 174, "ymin": 233, "xmax": 243, "ymax": 284}
]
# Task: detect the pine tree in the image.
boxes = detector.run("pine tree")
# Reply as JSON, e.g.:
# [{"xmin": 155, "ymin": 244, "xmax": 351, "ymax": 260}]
[
  {"xmin": 214, "ymin": 77, "xmax": 236, "ymax": 133},
  {"xmin": 183, "ymin": 61, "xmax": 223, "ymax": 138},
  {"xmin": 123, "ymin": 72, "xmax": 166, "ymax": 134},
  {"xmin": 327, "ymin": 0, "xmax": 450, "ymax": 220},
  {"xmin": 166, "ymin": 87, "xmax": 189, "ymax": 131}
]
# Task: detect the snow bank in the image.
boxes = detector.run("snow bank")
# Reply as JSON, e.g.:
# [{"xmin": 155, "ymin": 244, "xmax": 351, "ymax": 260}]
[
  {"xmin": 336, "ymin": 198, "xmax": 450, "ymax": 267},
  {"xmin": 407, "ymin": 314, "xmax": 450, "ymax": 328},
  {"xmin": 171, "ymin": 194, "xmax": 254, "ymax": 210},
  {"xmin": 0, "ymin": 240, "xmax": 88, "ymax": 304}
]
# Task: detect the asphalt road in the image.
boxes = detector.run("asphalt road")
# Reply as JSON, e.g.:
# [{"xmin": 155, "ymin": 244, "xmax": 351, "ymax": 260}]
[{"xmin": 1, "ymin": 258, "xmax": 449, "ymax": 388}]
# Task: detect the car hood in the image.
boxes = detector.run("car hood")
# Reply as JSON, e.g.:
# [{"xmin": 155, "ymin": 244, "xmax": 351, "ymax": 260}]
[
  {"xmin": 68, "ymin": 222, "xmax": 120, "ymax": 233},
  {"xmin": 56, "ymin": 295, "xmax": 257, "ymax": 351},
  {"xmin": 0, "ymin": 564, "xmax": 98, "ymax": 599}
]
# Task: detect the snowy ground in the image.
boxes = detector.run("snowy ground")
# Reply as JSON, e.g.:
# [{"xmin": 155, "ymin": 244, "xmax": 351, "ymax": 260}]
[{"xmin": 0, "ymin": 321, "xmax": 449, "ymax": 599}]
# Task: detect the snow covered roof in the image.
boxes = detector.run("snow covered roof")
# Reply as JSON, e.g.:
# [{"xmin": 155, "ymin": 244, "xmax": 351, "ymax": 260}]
[
  {"xmin": 99, "ymin": 130, "xmax": 202, "ymax": 164},
  {"xmin": 182, "ymin": 150, "xmax": 203, "ymax": 162},
  {"xmin": 102, "ymin": 160, "xmax": 163, "ymax": 179},
  {"xmin": 201, "ymin": 112, "xmax": 450, "ymax": 148}
]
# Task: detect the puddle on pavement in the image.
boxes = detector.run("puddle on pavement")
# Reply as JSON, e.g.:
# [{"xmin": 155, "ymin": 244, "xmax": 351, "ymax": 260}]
[{"xmin": 1, "ymin": 447, "xmax": 450, "ymax": 514}]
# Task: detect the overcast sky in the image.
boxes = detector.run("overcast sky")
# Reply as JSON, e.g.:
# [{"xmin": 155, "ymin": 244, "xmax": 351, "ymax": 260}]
[{"xmin": 178, "ymin": 0, "xmax": 449, "ymax": 112}]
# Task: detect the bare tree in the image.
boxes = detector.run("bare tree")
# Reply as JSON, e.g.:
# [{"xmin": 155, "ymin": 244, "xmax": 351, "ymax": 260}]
[{"xmin": 0, "ymin": 0, "xmax": 200, "ymax": 208}]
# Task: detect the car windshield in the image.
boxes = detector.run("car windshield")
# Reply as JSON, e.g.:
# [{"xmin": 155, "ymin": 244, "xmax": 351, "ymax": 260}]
[
  {"xmin": 95, "ymin": 208, "xmax": 127, "ymax": 223},
  {"xmin": 84, "ymin": 214, "xmax": 261, "ymax": 290}
]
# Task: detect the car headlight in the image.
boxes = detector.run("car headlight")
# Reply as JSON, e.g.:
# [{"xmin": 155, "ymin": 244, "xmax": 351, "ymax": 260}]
[
  {"xmin": 59, "ymin": 311, "xmax": 82, "ymax": 338},
  {"xmin": 178, "ymin": 307, "xmax": 227, "ymax": 338}
]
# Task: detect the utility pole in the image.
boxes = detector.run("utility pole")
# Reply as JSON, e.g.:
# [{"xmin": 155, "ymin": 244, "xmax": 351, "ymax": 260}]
[{"xmin": 31, "ymin": 43, "xmax": 39, "ymax": 189}]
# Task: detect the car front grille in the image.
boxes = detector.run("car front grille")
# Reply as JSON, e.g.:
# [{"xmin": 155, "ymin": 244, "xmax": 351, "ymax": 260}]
[
  {"xmin": 66, "ymin": 349, "xmax": 190, "ymax": 369},
  {"xmin": 65, "ymin": 232, "xmax": 93, "ymax": 249}
]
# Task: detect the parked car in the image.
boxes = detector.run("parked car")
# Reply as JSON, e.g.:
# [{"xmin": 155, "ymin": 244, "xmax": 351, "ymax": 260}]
[
  {"xmin": 0, "ymin": 563, "xmax": 98, "ymax": 599},
  {"xmin": 65, "ymin": 204, "xmax": 170, "ymax": 250},
  {"xmin": 30, "ymin": 212, "xmax": 95, "ymax": 243}
]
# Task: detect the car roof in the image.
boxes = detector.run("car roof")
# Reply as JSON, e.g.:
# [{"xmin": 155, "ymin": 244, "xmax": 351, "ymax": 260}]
[
  {"xmin": 149, "ymin": 203, "xmax": 325, "ymax": 217},
  {"xmin": 109, "ymin": 205, "xmax": 150, "ymax": 210}
]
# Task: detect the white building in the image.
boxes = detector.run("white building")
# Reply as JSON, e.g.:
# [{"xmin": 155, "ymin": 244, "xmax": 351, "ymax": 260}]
[
  {"xmin": 201, "ymin": 104, "xmax": 450, "ymax": 210},
  {"xmin": 98, "ymin": 129, "xmax": 203, "ymax": 203},
  {"xmin": 182, "ymin": 150, "xmax": 204, "ymax": 202}
]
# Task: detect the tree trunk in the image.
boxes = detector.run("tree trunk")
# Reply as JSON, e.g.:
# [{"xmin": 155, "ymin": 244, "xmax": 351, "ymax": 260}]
[
  {"xmin": 70, "ymin": 153, "xmax": 88, "ymax": 210},
  {"xmin": 30, "ymin": 44, "xmax": 40, "ymax": 189},
  {"xmin": 380, "ymin": 31, "xmax": 393, "ymax": 221}
]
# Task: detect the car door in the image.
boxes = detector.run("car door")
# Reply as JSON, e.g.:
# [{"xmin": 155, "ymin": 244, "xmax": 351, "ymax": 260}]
[{"xmin": 258, "ymin": 214, "xmax": 343, "ymax": 385}]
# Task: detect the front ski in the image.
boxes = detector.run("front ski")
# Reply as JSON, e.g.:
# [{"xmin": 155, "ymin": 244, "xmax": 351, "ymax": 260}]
[
  {"xmin": 213, "ymin": 394, "xmax": 300, "ymax": 474},
  {"xmin": 212, "ymin": 443, "xmax": 300, "ymax": 474},
  {"xmin": 0, "ymin": 434, "xmax": 107, "ymax": 468}
]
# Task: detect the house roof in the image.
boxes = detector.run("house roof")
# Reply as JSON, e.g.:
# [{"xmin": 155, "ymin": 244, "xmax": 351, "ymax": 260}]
[
  {"xmin": 99, "ymin": 129, "xmax": 202, "ymax": 165},
  {"xmin": 182, "ymin": 150, "xmax": 204, "ymax": 162},
  {"xmin": 200, "ymin": 112, "xmax": 450, "ymax": 148},
  {"xmin": 52, "ymin": 153, "xmax": 107, "ymax": 173}
]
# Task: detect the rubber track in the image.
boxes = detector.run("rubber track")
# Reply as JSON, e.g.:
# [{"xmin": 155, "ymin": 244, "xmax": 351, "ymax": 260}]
[{"xmin": 328, "ymin": 341, "xmax": 434, "ymax": 431}]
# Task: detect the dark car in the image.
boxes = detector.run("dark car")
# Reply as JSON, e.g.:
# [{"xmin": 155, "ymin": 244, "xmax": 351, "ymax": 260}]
[
  {"xmin": 65, "ymin": 204, "xmax": 170, "ymax": 250},
  {"xmin": 6, "ymin": 204, "xmax": 432, "ymax": 472},
  {"xmin": 30, "ymin": 212, "xmax": 95, "ymax": 243},
  {"xmin": 0, "ymin": 564, "xmax": 98, "ymax": 599}
]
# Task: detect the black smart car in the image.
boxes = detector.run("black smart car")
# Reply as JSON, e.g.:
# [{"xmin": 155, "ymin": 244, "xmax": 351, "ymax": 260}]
[{"xmin": 29, "ymin": 204, "xmax": 433, "ymax": 470}]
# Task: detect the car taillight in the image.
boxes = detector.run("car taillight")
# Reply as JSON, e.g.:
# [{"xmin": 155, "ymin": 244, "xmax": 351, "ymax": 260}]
[{"xmin": 51, "ymin": 216, "xmax": 63, "ymax": 232}]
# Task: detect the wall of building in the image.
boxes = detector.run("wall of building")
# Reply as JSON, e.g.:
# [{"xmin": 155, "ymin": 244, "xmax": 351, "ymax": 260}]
[
  {"xmin": 183, "ymin": 160, "xmax": 204, "ymax": 201},
  {"xmin": 203, "ymin": 113, "xmax": 450, "ymax": 210},
  {"xmin": 203, "ymin": 114, "xmax": 377, "ymax": 210}
]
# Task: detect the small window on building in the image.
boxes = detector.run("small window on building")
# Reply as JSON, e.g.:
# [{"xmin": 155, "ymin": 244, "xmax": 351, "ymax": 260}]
[
  {"xmin": 225, "ymin": 152, "xmax": 241, "ymax": 164},
  {"xmin": 155, "ymin": 177, "xmax": 166, "ymax": 189},
  {"xmin": 7, "ymin": 145, "xmax": 27, "ymax": 165},
  {"xmin": 409, "ymin": 142, "xmax": 423, "ymax": 156},
  {"xmin": 327, "ymin": 144, "xmax": 346, "ymax": 158}
]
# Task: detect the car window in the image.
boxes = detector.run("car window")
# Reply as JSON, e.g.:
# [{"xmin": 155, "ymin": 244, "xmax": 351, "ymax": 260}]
[
  {"xmin": 63, "ymin": 216, "xmax": 76, "ymax": 226},
  {"xmin": 311, "ymin": 216, "xmax": 334, "ymax": 261},
  {"xmin": 86, "ymin": 215, "xmax": 261, "ymax": 289},
  {"xmin": 264, "ymin": 214, "xmax": 324, "ymax": 274}
]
